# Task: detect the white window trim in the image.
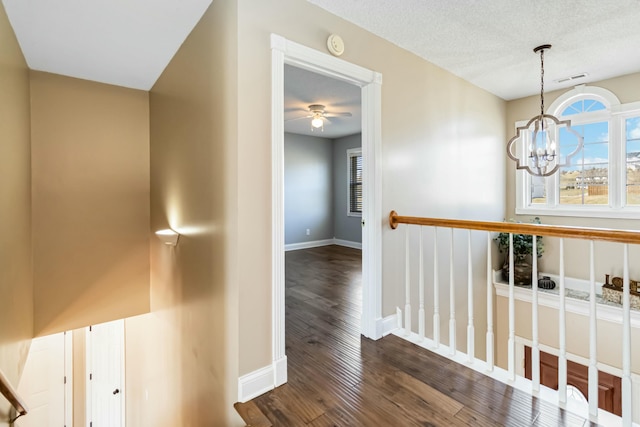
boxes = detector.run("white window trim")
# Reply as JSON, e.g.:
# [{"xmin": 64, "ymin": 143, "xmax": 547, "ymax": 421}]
[
  {"xmin": 515, "ymin": 85, "xmax": 640, "ymax": 219},
  {"xmin": 347, "ymin": 147, "xmax": 363, "ymax": 217}
]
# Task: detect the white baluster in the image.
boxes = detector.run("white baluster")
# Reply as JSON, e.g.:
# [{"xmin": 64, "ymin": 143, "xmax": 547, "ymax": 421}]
[
  {"xmin": 508, "ymin": 233, "xmax": 515, "ymax": 381},
  {"xmin": 532, "ymin": 235, "xmax": 540, "ymax": 393},
  {"xmin": 467, "ymin": 230, "xmax": 474, "ymax": 363},
  {"xmin": 588, "ymin": 240, "xmax": 598, "ymax": 420},
  {"xmin": 622, "ymin": 244, "xmax": 632, "ymax": 427},
  {"xmin": 449, "ymin": 228, "xmax": 456, "ymax": 356},
  {"xmin": 418, "ymin": 226, "xmax": 425, "ymax": 342},
  {"xmin": 433, "ymin": 227, "xmax": 440, "ymax": 348},
  {"xmin": 558, "ymin": 238, "xmax": 567, "ymax": 404},
  {"xmin": 404, "ymin": 225, "xmax": 411, "ymax": 336},
  {"xmin": 486, "ymin": 232, "xmax": 494, "ymax": 372}
]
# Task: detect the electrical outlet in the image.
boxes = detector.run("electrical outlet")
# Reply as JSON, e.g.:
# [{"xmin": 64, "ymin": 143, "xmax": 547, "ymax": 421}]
[{"xmin": 306, "ymin": 229, "xmax": 310, "ymax": 236}]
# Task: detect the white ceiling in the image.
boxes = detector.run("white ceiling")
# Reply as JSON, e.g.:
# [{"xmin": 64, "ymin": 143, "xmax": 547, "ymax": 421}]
[{"xmin": 2, "ymin": 0, "xmax": 212, "ymax": 90}]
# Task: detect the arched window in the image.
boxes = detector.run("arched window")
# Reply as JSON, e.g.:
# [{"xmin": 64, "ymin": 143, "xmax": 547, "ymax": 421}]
[{"xmin": 516, "ymin": 85, "xmax": 640, "ymax": 218}]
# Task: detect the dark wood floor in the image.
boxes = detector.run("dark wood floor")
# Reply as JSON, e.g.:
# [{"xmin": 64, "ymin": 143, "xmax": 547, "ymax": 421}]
[{"xmin": 236, "ymin": 245, "xmax": 597, "ymax": 427}]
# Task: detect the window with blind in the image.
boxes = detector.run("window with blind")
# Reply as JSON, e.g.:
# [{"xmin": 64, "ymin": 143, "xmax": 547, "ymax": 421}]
[{"xmin": 347, "ymin": 148, "xmax": 363, "ymax": 216}]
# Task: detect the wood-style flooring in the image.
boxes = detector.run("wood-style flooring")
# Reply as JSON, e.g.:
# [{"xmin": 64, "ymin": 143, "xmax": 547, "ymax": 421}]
[{"xmin": 235, "ymin": 245, "xmax": 597, "ymax": 427}]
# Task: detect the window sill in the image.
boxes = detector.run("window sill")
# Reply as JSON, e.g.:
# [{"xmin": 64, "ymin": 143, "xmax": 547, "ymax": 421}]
[{"xmin": 516, "ymin": 205, "xmax": 640, "ymax": 220}]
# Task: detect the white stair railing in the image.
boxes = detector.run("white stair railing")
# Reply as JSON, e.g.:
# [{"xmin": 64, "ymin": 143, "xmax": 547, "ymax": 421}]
[
  {"xmin": 389, "ymin": 211, "xmax": 640, "ymax": 426},
  {"xmin": 589, "ymin": 240, "xmax": 599, "ymax": 419},
  {"xmin": 485, "ymin": 232, "xmax": 494, "ymax": 372},
  {"xmin": 531, "ymin": 235, "xmax": 540, "ymax": 393}
]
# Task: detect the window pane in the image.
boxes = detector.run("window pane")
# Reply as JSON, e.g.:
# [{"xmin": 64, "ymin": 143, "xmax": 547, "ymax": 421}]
[
  {"xmin": 530, "ymin": 175, "xmax": 546, "ymax": 204},
  {"xmin": 558, "ymin": 121, "xmax": 609, "ymax": 206},
  {"xmin": 559, "ymin": 164, "xmax": 609, "ymax": 205},
  {"xmin": 626, "ymin": 117, "xmax": 640, "ymax": 205},
  {"xmin": 583, "ymin": 142, "xmax": 609, "ymax": 165},
  {"xmin": 561, "ymin": 100, "xmax": 606, "ymax": 116}
]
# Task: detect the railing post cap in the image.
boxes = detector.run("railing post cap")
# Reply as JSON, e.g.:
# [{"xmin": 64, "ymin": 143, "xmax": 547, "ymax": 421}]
[{"xmin": 389, "ymin": 210, "xmax": 398, "ymax": 229}]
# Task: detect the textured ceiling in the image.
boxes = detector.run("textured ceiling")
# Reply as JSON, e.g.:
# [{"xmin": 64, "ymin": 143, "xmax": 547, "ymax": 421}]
[
  {"xmin": 284, "ymin": 65, "xmax": 361, "ymax": 139},
  {"xmin": 2, "ymin": 0, "xmax": 212, "ymax": 90},
  {"xmin": 4, "ymin": 0, "xmax": 639, "ymax": 102},
  {"xmin": 308, "ymin": 0, "xmax": 640, "ymax": 100}
]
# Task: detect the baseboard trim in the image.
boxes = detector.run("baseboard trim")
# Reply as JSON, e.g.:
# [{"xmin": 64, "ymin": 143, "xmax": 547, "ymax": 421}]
[
  {"xmin": 285, "ymin": 238, "xmax": 362, "ymax": 251},
  {"xmin": 333, "ymin": 239, "xmax": 362, "ymax": 250},
  {"xmin": 237, "ymin": 365, "xmax": 274, "ymax": 403},
  {"xmin": 237, "ymin": 357, "xmax": 288, "ymax": 403},
  {"xmin": 284, "ymin": 239, "xmax": 334, "ymax": 251},
  {"xmin": 273, "ymin": 356, "xmax": 287, "ymax": 387},
  {"xmin": 381, "ymin": 314, "xmax": 398, "ymax": 337}
]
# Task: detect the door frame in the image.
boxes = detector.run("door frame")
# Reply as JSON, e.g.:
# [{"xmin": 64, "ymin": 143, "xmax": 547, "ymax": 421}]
[{"xmin": 270, "ymin": 33, "xmax": 383, "ymax": 387}]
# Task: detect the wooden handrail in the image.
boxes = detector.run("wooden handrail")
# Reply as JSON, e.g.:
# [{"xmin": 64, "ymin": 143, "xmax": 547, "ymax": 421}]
[
  {"xmin": 0, "ymin": 366, "xmax": 28, "ymax": 421},
  {"xmin": 389, "ymin": 210, "xmax": 640, "ymax": 245}
]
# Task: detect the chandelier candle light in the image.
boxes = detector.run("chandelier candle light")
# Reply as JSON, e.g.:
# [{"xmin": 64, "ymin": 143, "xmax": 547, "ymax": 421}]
[{"xmin": 507, "ymin": 44, "xmax": 583, "ymax": 177}]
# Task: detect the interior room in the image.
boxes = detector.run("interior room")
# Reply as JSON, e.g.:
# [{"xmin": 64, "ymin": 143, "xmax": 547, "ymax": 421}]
[{"xmin": 1, "ymin": 0, "xmax": 640, "ymax": 426}]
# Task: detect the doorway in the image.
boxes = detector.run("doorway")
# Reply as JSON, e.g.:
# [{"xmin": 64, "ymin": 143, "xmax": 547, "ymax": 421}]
[{"xmin": 270, "ymin": 34, "xmax": 382, "ymax": 388}]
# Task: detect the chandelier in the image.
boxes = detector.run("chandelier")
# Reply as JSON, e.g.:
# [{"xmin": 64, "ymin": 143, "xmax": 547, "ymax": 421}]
[{"xmin": 506, "ymin": 44, "xmax": 583, "ymax": 177}]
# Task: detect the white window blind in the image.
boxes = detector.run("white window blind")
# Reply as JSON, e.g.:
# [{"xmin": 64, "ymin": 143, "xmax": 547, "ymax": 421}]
[{"xmin": 348, "ymin": 148, "xmax": 362, "ymax": 216}]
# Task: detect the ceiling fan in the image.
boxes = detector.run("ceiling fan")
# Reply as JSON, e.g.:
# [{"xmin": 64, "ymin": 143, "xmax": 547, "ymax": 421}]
[{"xmin": 285, "ymin": 104, "xmax": 352, "ymax": 131}]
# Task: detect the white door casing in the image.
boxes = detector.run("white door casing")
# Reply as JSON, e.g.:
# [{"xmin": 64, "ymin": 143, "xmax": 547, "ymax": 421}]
[{"xmin": 270, "ymin": 34, "xmax": 383, "ymax": 388}]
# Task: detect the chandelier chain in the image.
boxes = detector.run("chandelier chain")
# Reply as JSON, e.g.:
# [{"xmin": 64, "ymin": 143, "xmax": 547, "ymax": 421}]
[{"xmin": 540, "ymin": 48, "xmax": 545, "ymax": 117}]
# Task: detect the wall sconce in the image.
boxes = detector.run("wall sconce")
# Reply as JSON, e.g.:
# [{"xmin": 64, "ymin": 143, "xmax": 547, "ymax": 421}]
[{"xmin": 155, "ymin": 229, "xmax": 180, "ymax": 246}]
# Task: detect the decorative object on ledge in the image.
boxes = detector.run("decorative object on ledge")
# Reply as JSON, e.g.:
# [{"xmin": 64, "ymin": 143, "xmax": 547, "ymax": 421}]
[
  {"xmin": 155, "ymin": 228, "xmax": 180, "ymax": 246},
  {"xmin": 602, "ymin": 274, "xmax": 640, "ymax": 310},
  {"xmin": 538, "ymin": 275, "xmax": 556, "ymax": 289},
  {"xmin": 495, "ymin": 217, "xmax": 544, "ymax": 286},
  {"xmin": 506, "ymin": 44, "xmax": 584, "ymax": 177}
]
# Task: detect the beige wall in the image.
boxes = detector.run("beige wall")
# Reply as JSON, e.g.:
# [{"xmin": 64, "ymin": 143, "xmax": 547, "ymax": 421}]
[
  {"xmin": 30, "ymin": 72, "xmax": 150, "ymax": 336},
  {"xmin": 236, "ymin": 0, "xmax": 506, "ymax": 370},
  {"xmin": 126, "ymin": 0, "xmax": 241, "ymax": 425},
  {"xmin": 127, "ymin": 0, "xmax": 505, "ymax": 423},
  {"xmin": 0, "ymin": 2, "xmax": 32, "ymax": 424}
]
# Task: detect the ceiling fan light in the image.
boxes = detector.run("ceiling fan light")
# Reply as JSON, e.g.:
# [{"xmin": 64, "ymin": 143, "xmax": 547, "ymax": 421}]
[{"xmin": 311, "ymin": 117, "xmax": 324, "ymax": 128}]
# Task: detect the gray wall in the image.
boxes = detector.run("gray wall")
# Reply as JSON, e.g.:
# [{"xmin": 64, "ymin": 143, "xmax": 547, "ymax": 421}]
[
  {"xmin": 333, "ymin": 134, "xmax": 362, "ymax": 243},
  {"xmin": 284, "ymin": 133, "xmax": 334, "ymax": 244},
  {"xmin": 284, "ymin": 132, "xmax": 363, "ymax": 246}
]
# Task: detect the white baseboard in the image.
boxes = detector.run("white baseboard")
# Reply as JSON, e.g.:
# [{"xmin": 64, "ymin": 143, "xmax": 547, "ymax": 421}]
[
  {"xmin": 237, "ymin": 365, "xmax": 274, "ymax": 403},
  {"xmin": 285, "ymin": 238, "xmax": 362, "ymax": 251},
  {"xmin": 381, "ymin": 314, "xmax": 398, "ymax": 336},
  {"xmin": 333, "ymin": 239, "xmax": 362, "ymax": 249},
  {"xmin": 273, "ymin": 356, "xmax": 287, "ymax": 387},
  {"xmin": 284, "ymin": 239, "xmax": 334, "ymax": 251},
  {"xmin": 237, "ymin": 357, "xmax": 288, "ymax": 403}
]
